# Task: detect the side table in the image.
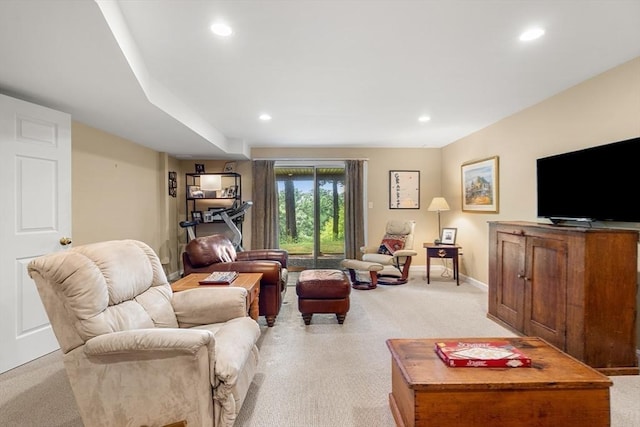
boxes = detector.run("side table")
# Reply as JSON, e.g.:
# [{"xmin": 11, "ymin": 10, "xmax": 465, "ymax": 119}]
[{"xmin": 423, "ymin": 243, "xmax": 461, "ymax": 285}]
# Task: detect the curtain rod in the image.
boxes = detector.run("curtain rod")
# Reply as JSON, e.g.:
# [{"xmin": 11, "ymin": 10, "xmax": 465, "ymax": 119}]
[{"xmin": 252, "ymin": 157, "xmax": 369, "ymax": 161}]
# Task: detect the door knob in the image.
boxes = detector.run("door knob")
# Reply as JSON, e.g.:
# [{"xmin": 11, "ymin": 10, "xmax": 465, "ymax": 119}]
[{"xmin": 59, "ymin": 237, "xmax": 72, "ymax": 246}]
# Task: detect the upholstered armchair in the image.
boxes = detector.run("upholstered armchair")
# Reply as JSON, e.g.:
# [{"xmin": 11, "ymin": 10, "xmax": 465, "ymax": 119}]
[
  {"xmin": 28, "ymin": 239, "xmax": 260, "ymax": 427},
  {"xmin": 361, "ymin": 220, "xmax": 417, "ymax": 284},
  {"xmin": 182, "ymin": 234, "xmax": 288, "ymax": 327}
]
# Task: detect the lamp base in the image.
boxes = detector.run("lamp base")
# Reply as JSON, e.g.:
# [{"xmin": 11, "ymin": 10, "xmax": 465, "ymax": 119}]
[{"xmin": 434, "ymin": 238, "xmax": 441, "ymax": 245}]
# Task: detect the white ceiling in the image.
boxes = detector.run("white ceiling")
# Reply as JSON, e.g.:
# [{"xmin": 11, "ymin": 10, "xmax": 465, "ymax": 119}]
[{"xmin": 1, "ymin": 0, "xmax": 639, "ymax": 160}]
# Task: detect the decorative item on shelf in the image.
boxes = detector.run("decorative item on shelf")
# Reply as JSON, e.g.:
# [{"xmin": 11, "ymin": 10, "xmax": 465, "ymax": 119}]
[
  {"xmin": 461, "ymin": 156, "xmax": 499, "ymax": 213},
  {"xmin": 168, "ymin": 171, "xmax": 177, "ymax": 197},
  {"xmin": 191, "ymin": 210, "xmax": 203, "ymax": 223},
  {"xmin": 200, "ymin": 174, "xmax": 221, "ymax": 198},
  {"xmin": 187, "ymin": 185, "xmax": 204, "ymax": 198},
  {"xmin": 203, "ymin": 211, "xmax": 214, "ymax": 223},
  {"xmin": 223, "ymin": 161, "xmax": 236, "ymax": 172},
  {"xmin": 226, "ymin": 185, "xmax": 238, "ymax": 198},
  {"xmin": 389, "ymin": 170, "xmax": 420, "ymax": 209},
  {"xmin": 428, "ymin": 197, "xmax": 450, "ymax": 243},
  {"xmin": 440, "ymin": 227, "xmax": 457, "ymax": 245},
  {"xmin": 195, "ymin": 163, "xmax": 205, "ymax": 173}
]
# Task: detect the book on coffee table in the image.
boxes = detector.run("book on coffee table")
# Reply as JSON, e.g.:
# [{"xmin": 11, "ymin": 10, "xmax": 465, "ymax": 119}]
[
  {"xmin": 198, "ymin": 271, "xmax": 239, "ymax": 285},
  {"xmin": 434, "ymin": 340, "xmax": 532, "ymax": 368}
]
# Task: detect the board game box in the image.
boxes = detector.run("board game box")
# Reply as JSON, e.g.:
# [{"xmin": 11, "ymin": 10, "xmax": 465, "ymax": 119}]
[{"xmin": 434, "ymin": 340, "xmax": 532, "ymax": 368}]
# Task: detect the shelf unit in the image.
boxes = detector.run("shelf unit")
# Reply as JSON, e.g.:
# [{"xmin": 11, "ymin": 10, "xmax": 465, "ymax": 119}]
[{"xmin": 185, "ymin": 172, "xmax": 242, "ymax": 239}]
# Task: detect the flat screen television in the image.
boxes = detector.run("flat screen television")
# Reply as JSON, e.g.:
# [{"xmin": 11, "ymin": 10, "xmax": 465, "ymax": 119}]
[{"xmin": 536, "ymin": 136, "xmax": 640, "ymax": 223}]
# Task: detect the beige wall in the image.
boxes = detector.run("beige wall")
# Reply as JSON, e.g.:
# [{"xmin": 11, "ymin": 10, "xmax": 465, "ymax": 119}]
[
  {"xmin": 441, "ymin": 56, "xmax": 640, "ymax": 284},
  {"xmin": 72, "ymin": 122, "xmax": 176, "ymax": 270}
]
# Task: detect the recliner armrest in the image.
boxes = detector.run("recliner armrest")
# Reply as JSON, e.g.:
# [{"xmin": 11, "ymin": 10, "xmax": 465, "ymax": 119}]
[
  {"xmin": 360, "ymin": 245, "xmax": 379, "ymax": 254},
  {"xmin": 392, "ymin": 249, "xmax": 417, "ymax": 257},
  {"xmin": 84, "ymin": 328, "xmax": 214, "ymax": 356},
  {"xmin": 172, "ymin": 287, "xmax": 248, "ymax": 327},
  {"xmin": 202, "ymin": 260, "xmax": 282, "ymax": 288},
  {"xmin": 237, "ymin": 249, "xmax": 288, "ymax": 268}
]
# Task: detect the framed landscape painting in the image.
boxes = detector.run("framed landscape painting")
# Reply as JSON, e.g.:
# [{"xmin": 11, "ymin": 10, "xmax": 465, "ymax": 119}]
[{"xmin": 461, "ymin": 156, "xmax": 499, "ymax": 213}]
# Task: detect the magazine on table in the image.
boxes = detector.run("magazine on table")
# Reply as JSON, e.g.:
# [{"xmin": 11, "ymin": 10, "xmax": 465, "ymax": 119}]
[{"xmin": 198, "ymin": 271, "xmax": 239, "ymax": 285}]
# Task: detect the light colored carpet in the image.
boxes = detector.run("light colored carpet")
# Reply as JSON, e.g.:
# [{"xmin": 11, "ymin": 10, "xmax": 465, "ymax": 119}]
[{"xmin": 1, "ymin": 270, "xmax": 639, "ymax": 426}]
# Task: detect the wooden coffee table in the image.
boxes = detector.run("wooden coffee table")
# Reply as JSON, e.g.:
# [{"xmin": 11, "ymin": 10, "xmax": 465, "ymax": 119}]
[
  {"xmin": 386, "ymin": 337, "xmax": 612, "ymax": 427},
  {"xmin": 171, "ymin": 273, "xmax": 262, "ymax": 321}
]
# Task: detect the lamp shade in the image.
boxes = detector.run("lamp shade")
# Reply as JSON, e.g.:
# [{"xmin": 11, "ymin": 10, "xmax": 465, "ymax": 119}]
[
  {"xmin": 200, "ymin": 175, "xmax": 221, "ymax": 191},
  {"xmin": 427, "ymin": 197, "xmax": 450, "ymax": 212}
]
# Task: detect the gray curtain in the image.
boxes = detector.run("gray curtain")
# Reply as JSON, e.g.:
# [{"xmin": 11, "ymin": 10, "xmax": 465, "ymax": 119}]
[
  {"xmin": 344, "ymin": 160, "xmax": 365, "ymax": 259},
  {"xmin": 251, "ymin": 160, "xmax": 279, "ymax": 249}
]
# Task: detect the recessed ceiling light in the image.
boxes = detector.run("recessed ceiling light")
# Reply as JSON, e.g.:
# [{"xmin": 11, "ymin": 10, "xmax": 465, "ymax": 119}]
[
  {"xmin": 259, "ymin": 114, "xmax": 272, "ymax": 121},
  {"xmin": 519, "ymin": 27, "xmax": 545, "ymax": 41},
  {"xmin": 418, "ymin": 115, "xmax": 431, "ymax": 123},
  {"xmin": 210, "ymin": 22, "xmax": 233, "ymax": 37}
]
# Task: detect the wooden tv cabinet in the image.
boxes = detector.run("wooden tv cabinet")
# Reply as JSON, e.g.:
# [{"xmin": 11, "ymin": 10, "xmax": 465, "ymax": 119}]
[{"xmin": 488, "ymin": 221, "xmax": 639, "ymax": 375}]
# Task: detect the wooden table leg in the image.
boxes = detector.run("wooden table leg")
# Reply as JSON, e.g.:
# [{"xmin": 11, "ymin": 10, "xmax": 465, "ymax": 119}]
[
  {"xmin": 454, "ymin": 254, "xmax": 459, "ymax": 286},
  {"xmin": 248, "ymin": 293, "xmax": 259, "ymax": 321}
]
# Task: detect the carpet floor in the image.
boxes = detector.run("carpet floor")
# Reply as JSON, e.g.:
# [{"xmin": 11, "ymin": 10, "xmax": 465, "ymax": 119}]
[{"xmin": 1, "ymin": 270, "xmax": 639, "ymax": 426}]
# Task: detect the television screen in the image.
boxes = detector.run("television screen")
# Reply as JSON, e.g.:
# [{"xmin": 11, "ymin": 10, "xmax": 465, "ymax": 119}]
[{"xmin": 536, "ymin": 137, "xmax": 640, "ymax": 223}]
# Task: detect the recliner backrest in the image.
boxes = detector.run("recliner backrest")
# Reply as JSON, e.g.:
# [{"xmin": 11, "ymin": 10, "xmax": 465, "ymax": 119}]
[
  {"xmin": 185, "ymin": 234, "xmax": 237, "ymax": 267},
  {"xmin": 385, "ymin": 220, "xmax": 416, "ymax": 250},
  {"xmin": 28, "ymin": 240, "xmax": 178, "ymax": 354}
]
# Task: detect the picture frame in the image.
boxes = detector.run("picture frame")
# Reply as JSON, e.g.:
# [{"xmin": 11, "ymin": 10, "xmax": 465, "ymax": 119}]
[
  {"xmin": 187, "ymin": 185, "xmax": 204, "ymax": 199},
  {"xmin": 168, "ymin": 171, "xmax": 177, "ymax": 197},
  {"xmin": 227, "ymin": 185, "xmax": 238, "ymax": 198},
  {"xmin": 195, "ymin": 163, "xmax": 205, "ymax": 173},
  {"xmin": 223, "ymin": 161, "xmax": 236, "ymax": 172},
  {"xmin": 440, "ymin": 227, "xmax": 457, "ymax": 245},
  {"xmin": 389, "ymin": 170, "xmax": 420, "ymax": 209},
  {"xmin": 202, "ymin": 211, "xmax": 214, "ymax": 223},
  {"xmin": 461, "ymin": 156, "xmax": 499, "ymax": 213},
  {"xmin": 191, "ymin": 210, "xmax": 203, "ymax": 223}
]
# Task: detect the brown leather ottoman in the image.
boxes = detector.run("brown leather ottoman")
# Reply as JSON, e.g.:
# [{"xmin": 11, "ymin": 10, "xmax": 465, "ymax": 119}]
[{"xmin": 296, "ymin": 269, "xmax": 351, "ymax": 325}]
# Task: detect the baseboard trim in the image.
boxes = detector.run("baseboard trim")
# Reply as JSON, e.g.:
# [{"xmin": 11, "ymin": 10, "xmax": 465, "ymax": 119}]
[{"xmin": 410, "ymin": 264, "xmax": 487, "ymax": 290}]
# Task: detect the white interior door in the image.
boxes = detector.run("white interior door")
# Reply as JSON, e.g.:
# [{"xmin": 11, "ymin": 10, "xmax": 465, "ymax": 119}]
[{"xmin": 0, "ymin": 93, "xmax": 71, "ymax": 373}]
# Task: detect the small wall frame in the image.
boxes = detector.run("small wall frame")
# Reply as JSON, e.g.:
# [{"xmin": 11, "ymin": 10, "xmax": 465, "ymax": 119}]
[{"xmin": 389, "ymin": 170, "xmax": 420, "ymax": 209}]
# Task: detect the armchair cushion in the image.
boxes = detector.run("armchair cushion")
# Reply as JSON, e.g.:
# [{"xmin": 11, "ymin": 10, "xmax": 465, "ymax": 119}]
[
  {"xmin": 378, "ymin": 234, "xmax": 407, "ymax": 255},
  {"xmin": 172, "ymin": 287, "xmax": 248, "ymax": 327}
]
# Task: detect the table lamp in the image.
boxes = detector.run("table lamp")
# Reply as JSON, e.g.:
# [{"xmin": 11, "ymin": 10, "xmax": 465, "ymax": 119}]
[{"xmin": 427, "ymin": 197, "xmax": 450, "ymax": 243}]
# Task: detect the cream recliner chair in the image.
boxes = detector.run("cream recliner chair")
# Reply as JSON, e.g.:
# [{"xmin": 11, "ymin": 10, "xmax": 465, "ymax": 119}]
[
  {"xmin": 361, "ymin": 220, "xmax": 417, "ymax": 284},
  {"xmin": 27, "ymin": 239, "xmax": 260, "ymax": 427}
]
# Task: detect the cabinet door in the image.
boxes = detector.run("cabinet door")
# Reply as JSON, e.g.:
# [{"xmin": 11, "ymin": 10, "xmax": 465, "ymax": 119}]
[
  {"xmin": 523, "ymin": 236, "xmax": 567, "ymax": 349},
  {"xmin": 495, "ymin": 232, "xmax": 526, "ymax": 331}
]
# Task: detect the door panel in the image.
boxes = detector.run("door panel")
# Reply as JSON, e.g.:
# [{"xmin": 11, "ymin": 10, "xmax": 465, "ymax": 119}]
[
  {"xmin": 524, "ymin": 236, "xmax": 568, "ymax": 348},
  {"xmin": 0, "ymin": 94, "xmax": 71, "ymax": 373},
  {"xmin": 495, "ymin": 233, "xmax": 526, "ymax": 330}
]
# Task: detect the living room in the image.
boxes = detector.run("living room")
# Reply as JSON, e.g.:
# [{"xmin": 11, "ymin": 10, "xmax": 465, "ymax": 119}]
[{"xmin": 1, "ymin": 1, "xmax": 640, "ymax": 425}]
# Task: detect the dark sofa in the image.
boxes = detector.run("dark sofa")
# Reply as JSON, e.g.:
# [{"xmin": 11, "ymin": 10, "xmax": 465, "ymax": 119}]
[{"xmin": 182, "ymin": 234, "xmax": 288, "ymax": 327}]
